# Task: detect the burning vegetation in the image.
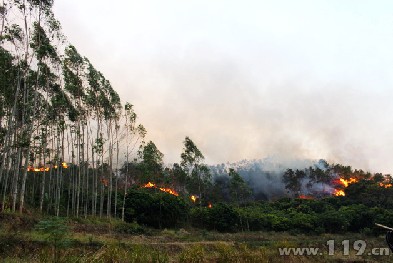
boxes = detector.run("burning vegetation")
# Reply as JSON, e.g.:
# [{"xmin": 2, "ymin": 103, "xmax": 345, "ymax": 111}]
[
  {"xmin": 142, "ymin": 182, "xmax": 213, "ymax": 208},
  {"xmin": 190, "ymin": 195, "xmax": 197, "ymax": 202},
  {"xmin": 143, "ymin": 182, "xmax": 179, "ymax": 196},
  {"xmin": 332, "ymin": 174, "xmax": 392, "ymax": 197},
  {"xmin": 27, "ymin": 162, "xmax": 69, "ymax": 172},
  {"xmin": 282, "ymin": 161, "xmax": 392, "ymax": 199}
]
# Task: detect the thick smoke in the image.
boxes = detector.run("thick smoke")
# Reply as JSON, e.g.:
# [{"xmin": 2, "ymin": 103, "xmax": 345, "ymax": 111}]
[
  {"xmin": 210, "ymin": 157, "xmax": 319, "ymax": 200},
  {"xmin": 54, "ymin": 0, "xmax": 393, "ymax": 175},
  {"xmin": 105, "ymin": 49, "xmax": 393, "ymax": 175}
]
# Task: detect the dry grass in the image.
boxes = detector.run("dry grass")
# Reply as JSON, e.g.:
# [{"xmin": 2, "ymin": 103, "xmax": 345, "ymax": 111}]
[{"xmin": 1, "ymin": 214, "xmax": 392, "ymax": 262}]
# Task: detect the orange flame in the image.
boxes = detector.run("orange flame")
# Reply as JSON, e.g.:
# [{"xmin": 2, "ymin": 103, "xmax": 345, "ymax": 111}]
[
  {"xmin": 339, "ymin": 178, "xmax": 358, "ymax": 187},
  {"xmin": 299, "ymin": 195, "xmax": 314, "ymax": 200},
  {"xmin": 208, "ymin": 203, "xmax": 212, "ymax": 208},
  {"xmin": 29, "ymin": 162, "xmax": 68, "ymax": 172},
  {"xmin": 101, "ymin": 178, "xmax": 109, "ymax": 187},
  {"xmin": 190, "ymin": 195, "xmax": 197, "ymax": 202},
  {"xmin": 144, "ymin": 182, "xmax": 155, "ymax": 188},
  {"xmin": 143, "ymin": 182, "xmax": 179, "ymax": 196},
  {"xmin": 379, "ymin": 183, "xmax": 393, "ymax": 188},
  {"xmin": 334, "ymin": 189, "xmax": 345, "ymax": 196},
  {"xmin": 159, "ymin": 187, "xmax": 179, "ymax": 196},
  {"xmin": 332, "ymin": 177, "xmax": 359, "ymax": 196},
  {"xmin": 28, "ymin": 166, "xmax": 49, "ymax": 172}
]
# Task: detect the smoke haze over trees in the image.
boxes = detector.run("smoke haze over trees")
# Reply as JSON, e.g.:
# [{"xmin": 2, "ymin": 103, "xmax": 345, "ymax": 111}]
[
  {"xmin": 1, "ymin": 2, "xmax": 393, "ymax": 241},
  {"xmin": 52, "ymin": 0, "xmax": 393, "ymax": 175}
]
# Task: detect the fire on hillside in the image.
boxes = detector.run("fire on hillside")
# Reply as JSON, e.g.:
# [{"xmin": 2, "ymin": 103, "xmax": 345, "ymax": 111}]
[
  {"xmin": 143, "ymin": 182, "xmax": 179, "ymax": 196},
  {"xmin": 332, "ymin": 176, "xmax": 392, "ymax": 196},
  {"xmin": 142, "ymin": 182, "xmax": 212, "ymax": 208},
  {"xmin": 27, "ymin": 162, "xmax": 68, "ymax": 172}
]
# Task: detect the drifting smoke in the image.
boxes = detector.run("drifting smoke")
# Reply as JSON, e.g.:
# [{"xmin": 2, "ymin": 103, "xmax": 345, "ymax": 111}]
[
  {"xmin": 210, "ymin": 157, "xmax": 319, "ymax": 200},
  {"xmin": 109, "ymin": 49, "xmax": 393, "ymax": 175},
  {"xmin": 54, "ymin": 1, "xmax": 393, "ymax": 175}
]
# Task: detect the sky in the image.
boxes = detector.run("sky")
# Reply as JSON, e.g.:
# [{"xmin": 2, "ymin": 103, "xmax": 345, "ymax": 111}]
[{"xmin": 53, "ymin": 0, "xmax": 393, "ymax": 173}]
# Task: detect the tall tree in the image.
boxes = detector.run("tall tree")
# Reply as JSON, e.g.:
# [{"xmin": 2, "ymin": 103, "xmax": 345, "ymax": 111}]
[
  {"xmin": 138, "ymin": 141, "xmax": 164, "ymax": 183},
  {"xmin": 180, "ymin": 137, "xmax": 211, "ymax": 205},
  {"xmin": 283, "ymin": 169, "xmax": 306, "ymax": 197},
  {"xmin": 228, "ymin": 168, "xmax": 251, "ymax": 205}
]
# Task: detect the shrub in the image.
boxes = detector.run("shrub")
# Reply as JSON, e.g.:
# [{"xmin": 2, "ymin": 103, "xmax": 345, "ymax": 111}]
[
  {"xmin": 124, "ymin": 188, "xmax": 189, "ymax": 228},
  {"xmin": 113, "ymin": 221, "xmax": 145, "ymax": 234},
  {"xmin": 179, "ymin": 244, "xmax": 205, "ymax": 263},
  {"xmin": 190, "ymin": 203, "xmax": 240, "ymax": 232},
  {"xmin": 291, "ymin": 212, "xmax": 318, "ymax": 233},
  {"xmin": 270, "ymin": 214, "xmax": 292, "ymax": 231},
  {"xmin": 208, "ymin": 203, "xmax": 240, "ymax": 232},
  {"xmin": 35, "ymin": 217, "xmax": 71, "ymax": 262},
  {"xmin": 319, "ymin": 210, "xmax": 349, "ymax": 233}
]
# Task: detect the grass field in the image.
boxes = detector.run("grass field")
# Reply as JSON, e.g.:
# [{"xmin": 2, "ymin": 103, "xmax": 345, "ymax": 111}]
[{"xmin": 0, "ymin": 212, "xmax": 391, "ymax": 263}]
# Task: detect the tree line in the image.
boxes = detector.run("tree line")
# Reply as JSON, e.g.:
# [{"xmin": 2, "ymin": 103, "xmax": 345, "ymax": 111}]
[
  {"xmin": 2, "ymin": 1, "xmax": 392, "ymax": 232},
  {"xmin": 0, "ymin": 1, "xmax": 249, "ymax": 218},
  {"xmin": 0, "ymin": 0, "xmax": 147, "ymax": 217},
  {"xmin": 282, "ymin": 159, "xmax": 392, "ymax": 198}
]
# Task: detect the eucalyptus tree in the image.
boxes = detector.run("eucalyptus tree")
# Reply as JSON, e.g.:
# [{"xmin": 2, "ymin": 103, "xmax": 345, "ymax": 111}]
[
  {"xmin": 137, "ymin": 141, "xmax": 164, "ymax": 183},
  {"xmin": 0, "ymin": 0, "xmax": 146, "ymax": 218},
  {"xmin": 0, "ymin": 46, "xmax": 19, "ymax": 211},
  {"xmin": 0, "ymin": 5, "xmax": 26, "ymax": 212},
  {"xmin": 121, "ymin": 105, "xmax": 146, "ymax": 221},
  {"xmin": 0, "ymin": 0, "xmax": 64, "ymax": 213},
  {"xmin": 104, "ymin": 81, "xmax": 121, "ymax": 218},
  {"xmin": 63, "ymin": 45, "xmax": 86, "ymax": 217},
  {"xmin": 228, "ymin": 168, "xmax": 251, "ymax": 205},
  {"xmin": 180, "ymin": 137, "xmax": 211, "ymax": 205},
  {"xmin": 171, "ymin": 163, "xmax": 187, "ymax": 193},
  {"xmin": 86, "ymin": 61, "xmax": 104, "ymax": 216},
  {"xmin": 0, "ymin": 47, "xmax": 17, "ymax": 190},
  {"xmin": 282, "ymin": 169, "xmax": 306, "ymax": 197},
  {"xmin": 19, "ymin": 7, "xmax": 62, "ymax": 213}
]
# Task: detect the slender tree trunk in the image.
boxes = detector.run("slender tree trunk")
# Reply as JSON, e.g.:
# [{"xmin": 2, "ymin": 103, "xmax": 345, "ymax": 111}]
[
  {"xmin": 106, "ymin": 120, "xmax": 113, "ymax": 218},
  {"xmin": 84, "ymin": 120, "xmax": 90, "ymax": 218}
]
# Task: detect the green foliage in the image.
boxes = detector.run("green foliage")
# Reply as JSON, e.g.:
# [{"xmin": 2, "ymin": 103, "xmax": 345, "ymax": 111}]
[
  {"xmin": 319, "ymin": 210, "xmax": 349, "ymax": 233},
  {"xmin": 35, "ymin": 217, "xmax": 71, "ymax": 262},
  {"xmin": 228, "ymin": 168, "xmax": 252, "ymax": 204},
  {"xmin": 190, "ymin": 203, "xmax": 240, "ymax": 232},
  {"xmin": 30, "ymin": 22, "xmax": 58, "ymax": 61},
  {"xmin": 35, "ymin": 217, "xmax": 70, "ymax": 245},
  {"xmin": 345, "ymin": 179, "xmax": 393, "ymax": 208},
  {"xmin": 180, "ymin": 136, "xmax": 204, "ymax": 173},
  {"xmin": 282, "ymin": 169, "xmax": 306, "ymax": 196},
  {"xmin": 113, "ymin": 221, "xmax": 145, "ymax": 235},
  {"xmin": 179, "ymin": 136, "xmax": 212, "ymax": 205},
  {"xmin": 179, "ymin": 244, "xmax": 205, "ymax": 263},
  {"xmin": 137, "ymin": 141, "xmax": 164, "ymax": 182},
  {"xmin": 90, "ymin": 244, "xmax": 169, "ymax": 263},
  {"xmin": 124, "ymin": 188, "xmax": 189, "ymax": 228},
  {"xmin": 338, "ymin": 204, "xmax": 374, "ymax": 231}
]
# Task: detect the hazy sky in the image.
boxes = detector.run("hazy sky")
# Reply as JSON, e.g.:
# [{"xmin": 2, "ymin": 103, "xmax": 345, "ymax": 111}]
[{"xmin": 53, "ymin": 0, "xmax": 393, "ymax": 173}]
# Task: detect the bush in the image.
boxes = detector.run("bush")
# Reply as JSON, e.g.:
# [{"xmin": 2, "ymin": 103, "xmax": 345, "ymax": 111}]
[
  {"xmin": 291, "ymin": 212, "xmax": 318, "ymax": 233},
  {"xmin": 179, "ymin": 244, "xmax": 205, "ymax": 263},
  {"xmin": 338, "ymin": 204, "xmax": 374, "ymax": 232},
  {"xmin": 190, "ymin": 203, "xmax": 240, "ymax": 232},
  {"xmin": 208, "ymin": 203, "xmax": 240, "ymax": 232},
  {"xmin": 124, "ymin": 188, "xmax": 189, "ymax": 228},
  {"xmin": 189, "ymin": 207, "xmax": 210, "ymax": 229},
  {"xmin": 35, "ymin": 217, "xmax": 71, "ymax": 262},
  {"xmin": 270, "ymin": 214, "xmax": 292, "ymax": 231},
  {"xmin": 319, "ymin": 210, "xmax": 349, "ymax": 233},
  {"xmin": 113, "ymin": 221, "xmax": 145, "ymax": 234}
]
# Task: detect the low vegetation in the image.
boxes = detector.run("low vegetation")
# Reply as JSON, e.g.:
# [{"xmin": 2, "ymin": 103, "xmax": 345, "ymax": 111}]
[{"xmin": 0, "ymin": 212, "xmax": 392, "ymax": 263}]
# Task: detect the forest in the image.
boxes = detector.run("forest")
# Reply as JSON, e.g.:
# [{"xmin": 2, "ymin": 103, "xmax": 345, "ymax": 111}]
[
  {"xmin": 1, "ymin": 0, "xmax": 393, "ymax": 234},
  {"xmin": 1, "ymin": 1, "xmax": 393, "ymax": 262}
]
